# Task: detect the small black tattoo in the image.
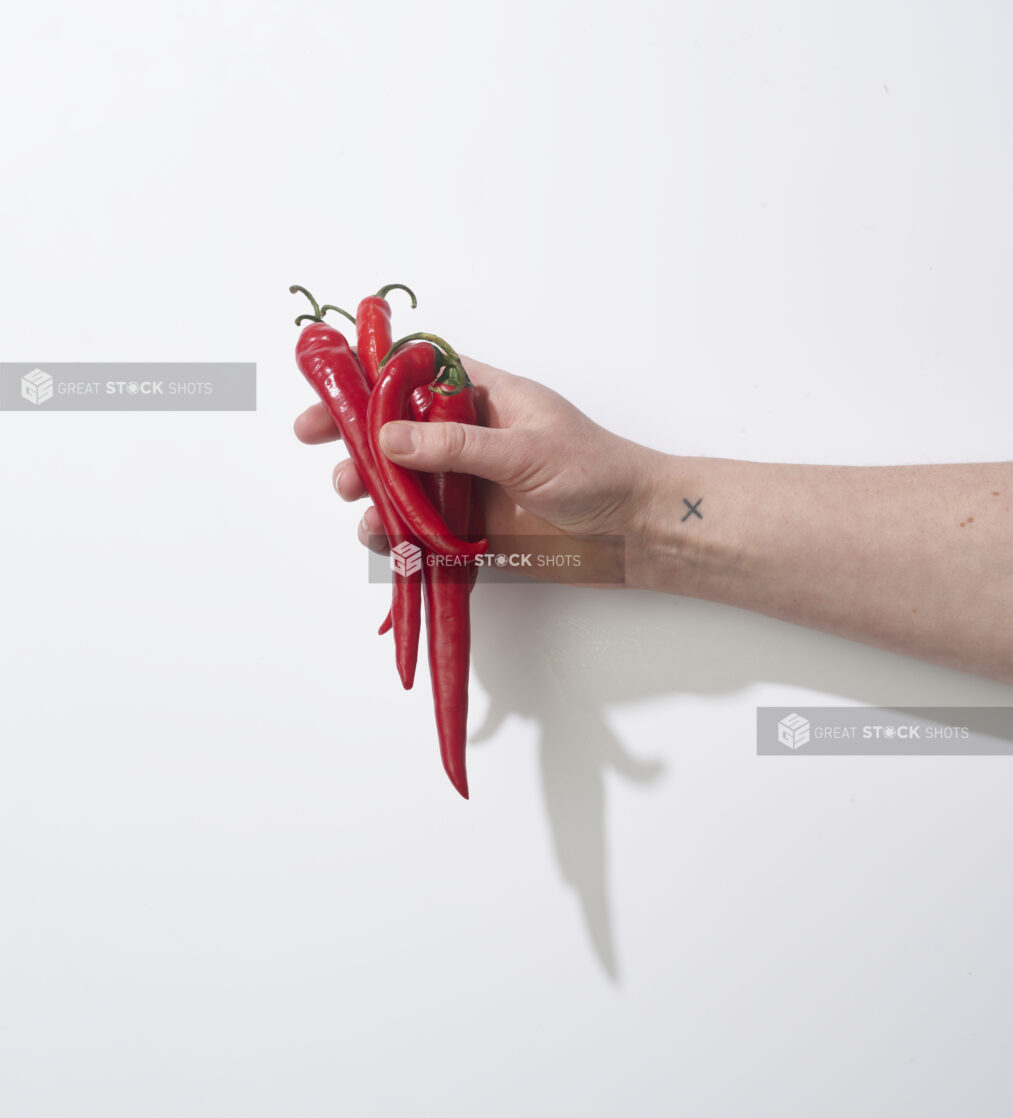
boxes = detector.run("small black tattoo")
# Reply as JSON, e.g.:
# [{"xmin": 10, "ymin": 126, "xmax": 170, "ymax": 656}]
[{"xmin": 682, "ymin": 498, "xmax": 703, "ymax": 522}]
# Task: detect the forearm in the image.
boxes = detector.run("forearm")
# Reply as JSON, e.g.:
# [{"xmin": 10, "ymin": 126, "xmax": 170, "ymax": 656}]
[{"xmin": 629, "ymin": 457, "xmax": 1013, "ymax": 684}]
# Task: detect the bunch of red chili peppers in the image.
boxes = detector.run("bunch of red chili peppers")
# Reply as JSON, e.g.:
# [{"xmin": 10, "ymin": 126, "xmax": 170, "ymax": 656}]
[{"xmin": 291, "ymin": 284, "xmax": 486, "ymax": 799}]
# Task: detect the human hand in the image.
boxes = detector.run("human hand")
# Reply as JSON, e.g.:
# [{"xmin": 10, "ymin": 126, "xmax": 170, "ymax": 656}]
[{"xmin": 293, "ymin": 358, "xmax": 665, "ymax": 583}]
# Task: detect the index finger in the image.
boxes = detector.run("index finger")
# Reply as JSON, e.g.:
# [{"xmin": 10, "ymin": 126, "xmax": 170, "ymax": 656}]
[{"xmin": 294, "ymin": 401, "xmax": 343, "ymax": 444}]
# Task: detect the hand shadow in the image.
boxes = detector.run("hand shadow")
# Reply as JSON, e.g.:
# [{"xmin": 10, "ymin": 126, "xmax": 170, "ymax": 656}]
[{"xmin": 467, "ymin": 576, "xmax": 1012, "ymax": 983}]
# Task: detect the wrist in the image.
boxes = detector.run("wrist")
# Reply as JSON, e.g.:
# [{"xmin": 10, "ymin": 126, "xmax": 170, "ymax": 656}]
[{"xmin": 626, "ymin": 454, "xmax": 745, "ymax": 598}]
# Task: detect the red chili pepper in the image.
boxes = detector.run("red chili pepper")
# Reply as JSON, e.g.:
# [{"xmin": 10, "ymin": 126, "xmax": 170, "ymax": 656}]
[
  {"xmin": 291, "ymin": 286, "xmax": 421, "ymax": 689},
  {"xmin": 418, "ymin": 376, "xmax": 481, "ymax": 799},
  {"xmin": 355, "ymin": 283, "xmax": 417, "ymax": 387},
  {"xmin": 377, "ymin": 370, "xmax": 435, "ymax": 643},
  {"xmin": 410, "ymin": 387, "xmax": 480, "ymax": 593},
  {"xmin": 367, "ymin": 334, "xmax": 488, "ymax": 559},
  {"xmin": 356, "ymin": 283, "xmax": 417, "ymax": 638},
  {"xmin": 409, "ymin": 384, "xmax": 431, "ymax": 421}
]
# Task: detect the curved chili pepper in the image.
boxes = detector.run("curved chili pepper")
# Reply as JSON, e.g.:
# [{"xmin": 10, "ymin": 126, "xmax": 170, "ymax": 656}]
[
  {"xmin": 355, "ymin": 283, "xmax": 417, "ymax": 637},
  {"xmin": 418, "ymin": 379, "xmax": 481, "ymax": 799},
  {"xmin": 374, "ymin": 352, "xmax": 479, "ymax": 636},
  {"xmin": 410, "ymin": 386, "xmax": 480, "ymax": 592},
  {"xmin": 367, "ymin": 335, "xmax": 488, "ymax": 558},
  {"xmin": 356, "ymin": 283, "xmax": 417, "ymax": 387},
  {"xmin": 383, "ymin": 364, "xmax": 436, "ymax": 650},
  {"xmin": 291, "ymin": 286, "xmax": 421, "ymax": 689}
]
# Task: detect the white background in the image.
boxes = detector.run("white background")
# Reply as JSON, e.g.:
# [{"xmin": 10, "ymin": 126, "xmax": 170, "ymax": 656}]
[{"xmin": 1, "ymin": 1, "xmax": 1012, "ymax": 1114}]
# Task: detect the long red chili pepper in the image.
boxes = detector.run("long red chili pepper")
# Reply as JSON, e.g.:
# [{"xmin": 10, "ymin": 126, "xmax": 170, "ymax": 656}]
[
  {"xmin": 374, "ymin": 362, "xmax": 475, "ymax": 639},
  {"xmin": 417, "ymin": 371, "xmax": 481, "ymax": 799},
  {"xmin": 378, "ymin": 380, "xmax": 480, "ymax": 639},
  {"xmin": 356, "ymin": 283, "xmax": 417, "ymax": 387},
  {"xmin": 291, "ymin": 285, "xmax": 421, "ymax": 689},
  {"xmin": 368, "ymin": 334, "xmax": 488, "ymax": 559},
  {"xmin": 355, "ymin": 283, "xmax": 417, "ymax": 639},
  {"xmin": 372, "ymin": 386, "xmax": 434, "ymax": 640},
  {"xmin": 410, "ymin": 386, "xmax": 481, "ymax": 593}
]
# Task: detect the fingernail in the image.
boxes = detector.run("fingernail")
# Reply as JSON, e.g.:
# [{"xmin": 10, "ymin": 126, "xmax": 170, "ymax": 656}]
[
  {"xmin": 333, "ymin": 468, "xmax": 344, "ymax": 495},
  {"xmin": 380, "ymin": 422, "xmax": 418, "ymax": 456}
]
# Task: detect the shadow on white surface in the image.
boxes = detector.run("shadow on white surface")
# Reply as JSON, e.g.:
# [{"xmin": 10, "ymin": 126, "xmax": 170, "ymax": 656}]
[{"xmin": 468, "ymin": 579, "xmax": 1012, "ymax": 981}]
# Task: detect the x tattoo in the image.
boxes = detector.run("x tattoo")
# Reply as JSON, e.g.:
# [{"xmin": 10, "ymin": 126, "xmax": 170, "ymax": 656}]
[{"xmin": 681, "ymin": 498, "xmax": 703, "ymax": 522}]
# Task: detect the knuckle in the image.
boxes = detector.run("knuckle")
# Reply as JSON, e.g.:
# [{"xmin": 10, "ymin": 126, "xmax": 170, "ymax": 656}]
[{"xmin": 439, "ymin": 421, "xmax": 470, "ymax": 460}]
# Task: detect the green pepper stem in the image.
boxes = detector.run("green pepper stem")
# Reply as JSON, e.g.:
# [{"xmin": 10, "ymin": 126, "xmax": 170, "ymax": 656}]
[
  {"xmin": 289, "ymin": 285, "xmax": 354, "ymax": 326},
  {"xmin": 375, "ymin": 283, "xmax": 418, "ymax": 309},
  {"xmin": 379, "ymin": 331, "xmax": 469, "ymax": 394},
  {"xmin": 320, "ymin": 303, "xmax": 356, "ymax": 324}
]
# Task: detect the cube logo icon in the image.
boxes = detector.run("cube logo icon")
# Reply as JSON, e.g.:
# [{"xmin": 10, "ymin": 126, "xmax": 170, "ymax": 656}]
[
  {"xmin": 21, "ymin": 368, "xmax": 54, "ymax": 405},
  {"xmin": 390, "ymin": 540, "xmax": 422, "ymax": 577},
  {"xmin": 778, "ymin": 713, "xmax": 810, "ymax": 749}
]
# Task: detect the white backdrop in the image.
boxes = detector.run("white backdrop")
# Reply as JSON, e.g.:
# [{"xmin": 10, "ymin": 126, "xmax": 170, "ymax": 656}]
[{"xmin": 2, "ymin": 1, "xmax": 1012, "ymax": 1115}]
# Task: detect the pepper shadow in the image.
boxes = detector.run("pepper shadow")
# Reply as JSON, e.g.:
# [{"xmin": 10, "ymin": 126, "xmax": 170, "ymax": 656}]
[{"xmin": 467, "ymin": 576, "xmax": 1013, "ymax": 982}]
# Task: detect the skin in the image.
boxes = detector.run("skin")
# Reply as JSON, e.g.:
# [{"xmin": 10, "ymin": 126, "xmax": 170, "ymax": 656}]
[{"xmin": 294, "ymin": 358, "xmax": 1013, "ymax": 686}]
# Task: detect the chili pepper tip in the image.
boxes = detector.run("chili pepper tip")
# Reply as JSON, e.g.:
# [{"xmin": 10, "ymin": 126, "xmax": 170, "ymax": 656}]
[
  {"xmin": 395, "ymin": 620, "xmax": 418, "ymax": 686},
  {"xmin": 444, "ymin": 761, "xmax": 470, "ymax": 800}
]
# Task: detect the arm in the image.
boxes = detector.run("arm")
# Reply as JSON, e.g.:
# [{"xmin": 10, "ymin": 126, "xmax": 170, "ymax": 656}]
[
  {"xmin": 294, "ymin": 360, "xmax": 1013, "ymax": 685},
  {"xmin": 633, "ymin": 457, "xmax": 1013, "ymax": 684}
]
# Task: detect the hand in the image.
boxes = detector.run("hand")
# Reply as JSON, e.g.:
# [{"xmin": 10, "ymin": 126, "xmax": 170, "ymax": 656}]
[
  {"xmin": 295, "ymin": 359, "xmax": 1013, "ymax": 682},
  {"xmin": 293, "ymin": 358, "xmax": 664, "ymax": 581}
]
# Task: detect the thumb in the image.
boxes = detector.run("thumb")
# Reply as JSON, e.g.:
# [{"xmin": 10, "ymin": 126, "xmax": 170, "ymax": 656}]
[{"xmin": 379, "ymin": 420, "xmax": 523, "ymax": 485}]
